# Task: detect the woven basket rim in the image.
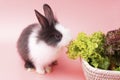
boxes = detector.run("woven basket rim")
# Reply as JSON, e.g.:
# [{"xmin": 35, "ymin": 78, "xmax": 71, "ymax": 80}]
[{"xmin": 81, "ymin": 59, "xmax": 120, "ymax": 75}]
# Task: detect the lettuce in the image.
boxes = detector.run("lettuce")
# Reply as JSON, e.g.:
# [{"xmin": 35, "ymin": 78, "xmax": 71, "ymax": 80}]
[
  {"xmin": 105, "ymin": 28, "xmax": 120, "ymax": 70},
  {"xmin": 67, "ymin": 32, "xmax": 110, "ymax": 70}
]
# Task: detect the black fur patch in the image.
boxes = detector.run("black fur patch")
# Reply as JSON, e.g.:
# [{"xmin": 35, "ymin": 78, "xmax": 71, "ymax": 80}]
[
  {"xmin": 37, "ymin": 23, "xmax": 62, "ymax": 47},
  {"xmin": 35, "ymin": 4, "xmax": 62, "ymax": 47},
  {"xmin": 17, "ymin": 23, "xmax": 38, "ymax": 62},
  {"xmin": 24, "ymin": 60, "xmax": 35, "ymax": 69}
]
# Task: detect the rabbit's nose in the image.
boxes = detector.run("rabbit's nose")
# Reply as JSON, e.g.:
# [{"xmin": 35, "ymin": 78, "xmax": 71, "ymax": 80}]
[{"xmin": 55, "ymin": 34, "xmax": 62, "ymax": 41}]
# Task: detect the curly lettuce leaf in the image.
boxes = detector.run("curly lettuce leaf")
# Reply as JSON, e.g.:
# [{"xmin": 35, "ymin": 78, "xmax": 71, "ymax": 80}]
[{"xmin": 67, "ymin": 32, "xmax": 110, "ymax": 70}]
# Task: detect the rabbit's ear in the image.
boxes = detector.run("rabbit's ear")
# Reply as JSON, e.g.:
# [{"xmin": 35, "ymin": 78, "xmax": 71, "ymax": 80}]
[
  {"xmin": 43, "ymin": 4, "xmax": 57, "ymax": 25},
  {"xmin": 35, "ymin": 9, "xmax": 49, "ymax": 29}
]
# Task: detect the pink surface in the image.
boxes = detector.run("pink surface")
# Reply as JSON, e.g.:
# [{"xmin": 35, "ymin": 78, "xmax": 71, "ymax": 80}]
[{"xmin": 0, "ymin": 0, "xmax": 120, "ymax": 80}]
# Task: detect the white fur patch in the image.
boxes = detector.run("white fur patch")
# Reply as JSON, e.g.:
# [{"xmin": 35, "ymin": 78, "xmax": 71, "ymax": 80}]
[
  {"xmin": 55, "ymin": 24, "xmax": 72, "ymax": 47},
  {"xmin": 28, "ymin": 26, "xmax": 60, "ymax": 68}
]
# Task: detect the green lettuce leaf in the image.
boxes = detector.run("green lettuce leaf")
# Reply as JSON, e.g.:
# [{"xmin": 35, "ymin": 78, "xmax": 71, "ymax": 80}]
[{"xmin": 67, "ymin": 32, "xmax": 110, "ymax": 70}]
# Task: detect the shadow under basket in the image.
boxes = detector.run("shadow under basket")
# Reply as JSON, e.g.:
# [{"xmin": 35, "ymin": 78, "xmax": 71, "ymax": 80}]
[{"xmin": 81, "ymin": 59, "xmax": 120, "ymax": 80}]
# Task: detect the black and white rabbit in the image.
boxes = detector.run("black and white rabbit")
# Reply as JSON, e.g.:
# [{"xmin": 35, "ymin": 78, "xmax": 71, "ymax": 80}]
[{"xmin": 17, "ymin": 4, "xmax": 72, "ymax": 74}]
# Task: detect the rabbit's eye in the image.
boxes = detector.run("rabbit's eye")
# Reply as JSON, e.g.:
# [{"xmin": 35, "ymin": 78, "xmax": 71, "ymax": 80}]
[{"xmin": 55, "ymin": 34, "xmax": 62, "ymax": 41}]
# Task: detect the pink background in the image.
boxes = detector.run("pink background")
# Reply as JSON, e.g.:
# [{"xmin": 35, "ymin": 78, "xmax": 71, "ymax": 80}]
[{"xmin": 0, "ymin": 0, "xmax": 120, "ymax": 80}]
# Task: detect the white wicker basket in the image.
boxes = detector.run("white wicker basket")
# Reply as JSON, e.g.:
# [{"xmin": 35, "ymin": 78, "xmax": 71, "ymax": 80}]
[{"xmin": 81, "ymin": 59, "xmax": 120, "ymax": 80}]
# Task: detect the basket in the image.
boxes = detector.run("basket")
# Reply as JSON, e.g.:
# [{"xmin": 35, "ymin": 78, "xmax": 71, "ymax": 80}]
[{"xmin": 81, "ymin": 59, "xmax": 120, "ymax": 80}]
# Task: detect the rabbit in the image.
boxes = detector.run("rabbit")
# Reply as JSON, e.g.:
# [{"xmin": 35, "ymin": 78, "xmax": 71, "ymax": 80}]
[{"xmin": 17, "ymin": 4, "xmax": 72, "ymax": 74}]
